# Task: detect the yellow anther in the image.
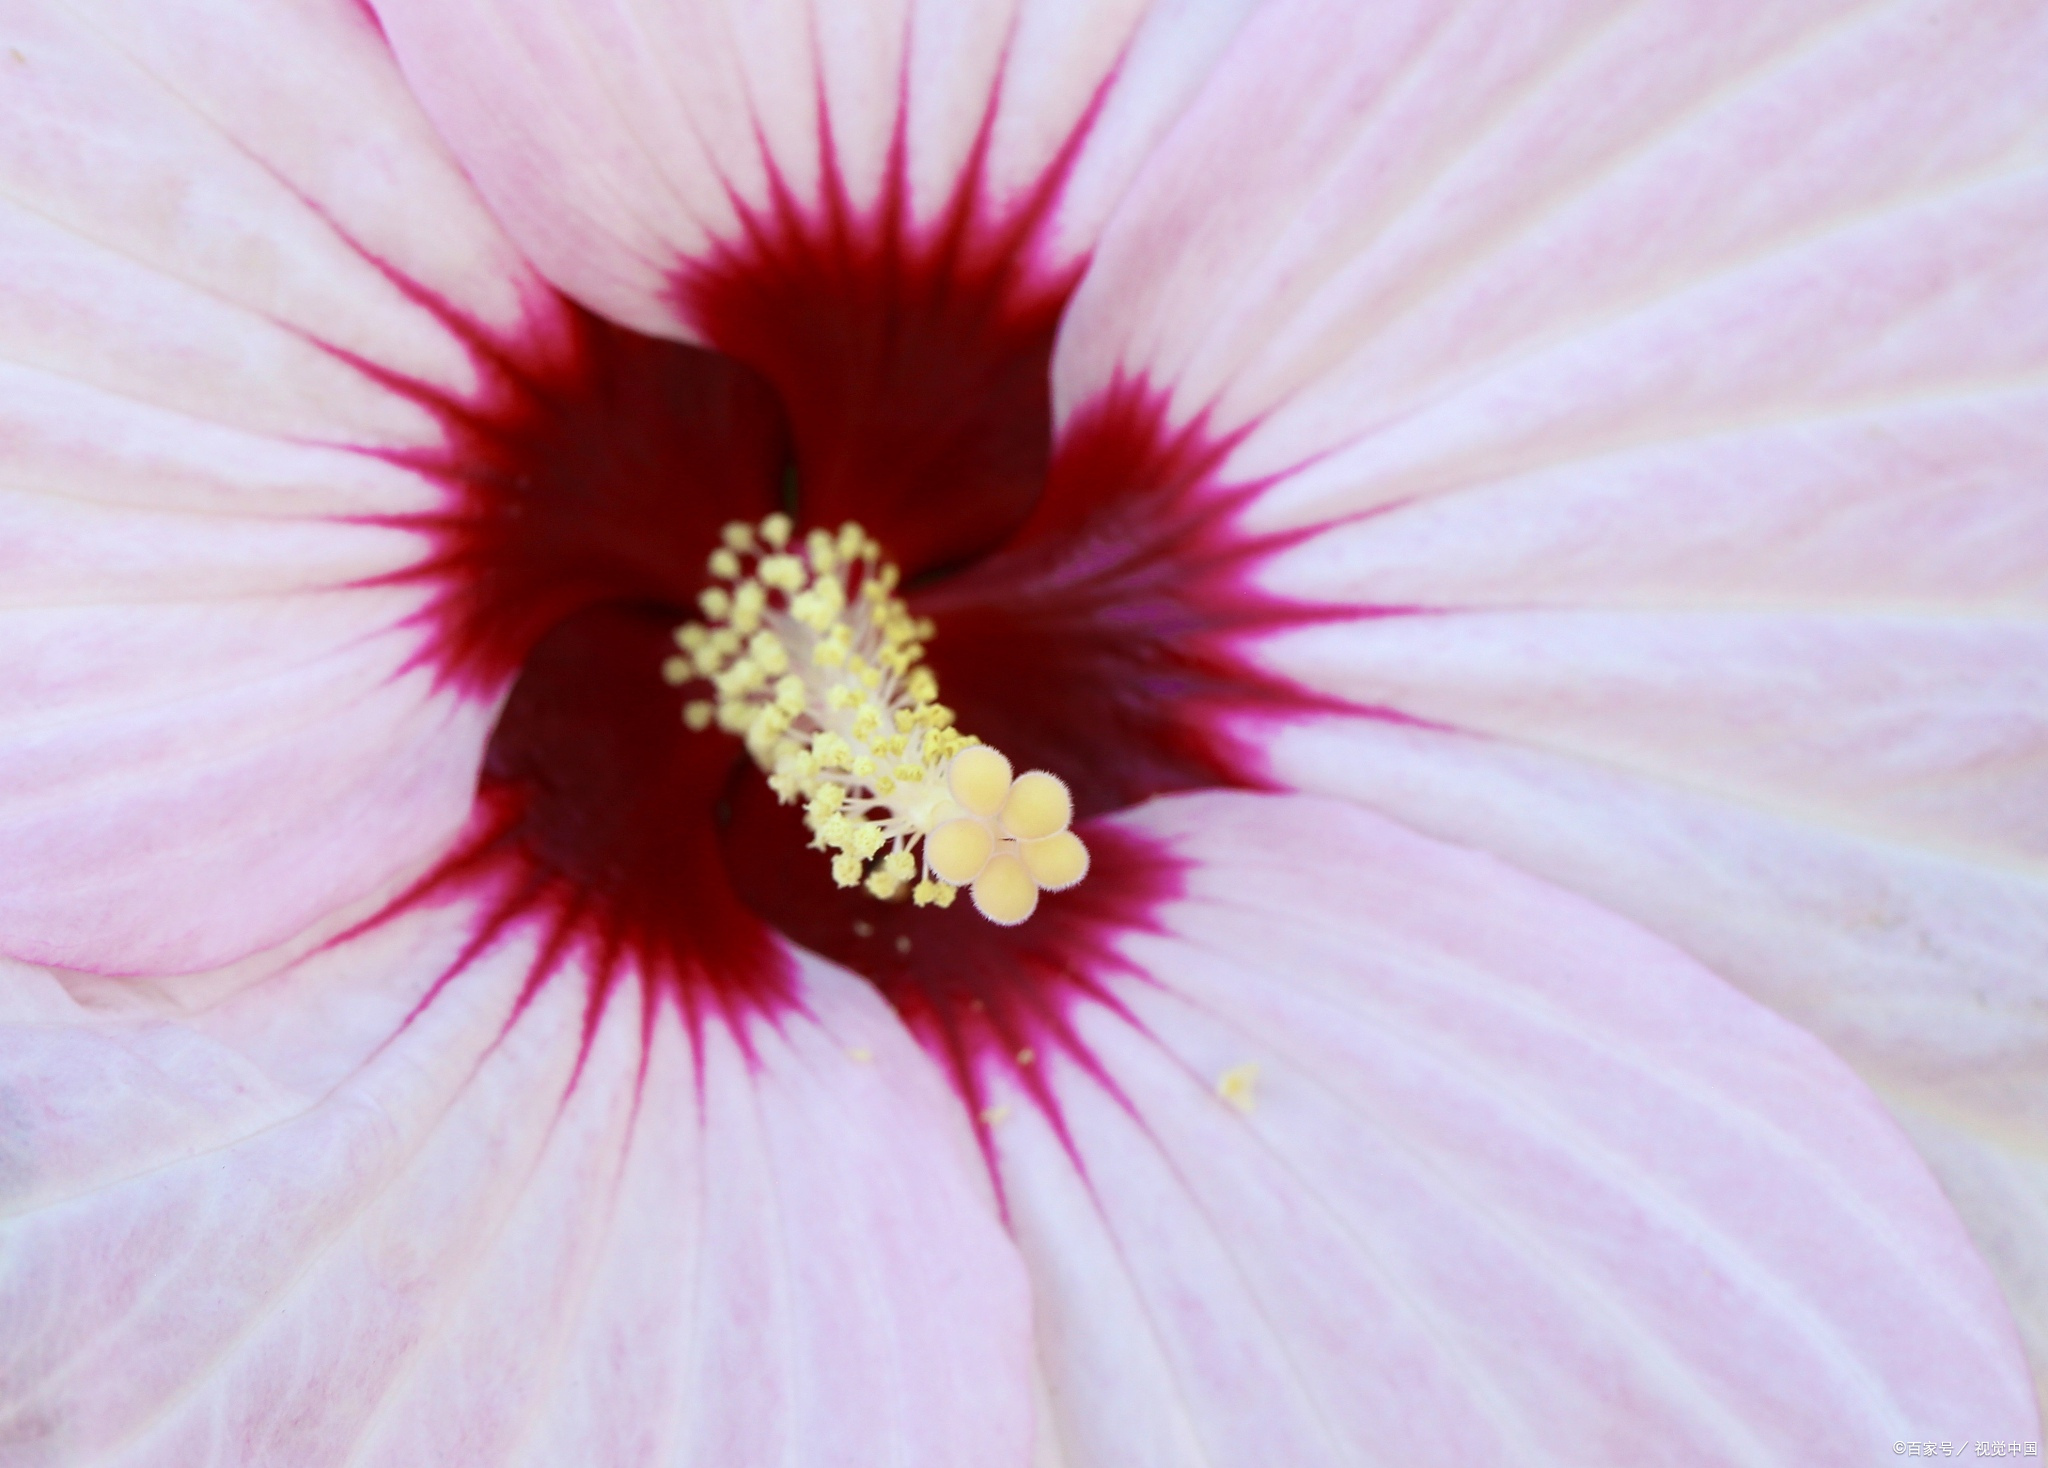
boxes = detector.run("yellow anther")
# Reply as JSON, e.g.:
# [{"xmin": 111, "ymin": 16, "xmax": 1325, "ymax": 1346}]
[
  {"xmin": 731, "ymin": 580, "xmax": 767, "ymax": 633},
  {"xmin": 882, "ymin": 849, "xmax": 916, "ymax": 882},
  {"xmin": 699, "ymin": 586, "xmax": 732, "ymax": 620},
  {"xmin": 676, "ymin": 624, "xmax": 708, "ymax": 651},
  {"xmin": 708, "ymin": 547, "xmax": 741, "ymax": 580},
  {"xmin": 865, "ymin": 869, "xmax": 903, "ymax": 900},
  {"xmin": 760, "ymin": 512, "xmax": 793, "ymax": 548},
  {"xmin": 776, "ymin": 748, "xmax": 817, "ymax": 783},
  {"xmin": 683, "ymin": 700, "xmax": 715, "ymax": 732},
  {"xmin": 759, "ymin": 554, "xmax": 807, "ymax": 593},
  {"xmin": 661, "ymin": 655, "xmax": 691, "ymax": 686},
  {"xmin": 805, "ymin": 527, "xmax": 838, "ymax": 574},
  {"xmin": 813, "ymin": 732, "xmax": 853, "ymax": 769},
  {"xmin": 849, "ymin": 824, "xmax": 886, "ymax": 861},
  {"xmin": 714, "ymin": 658, "xmax": 763, "ymax": 698},
  {"xmin": 831, "ymin": 853, "xmax": 865, "ymax": 887},
  {"xmin": 747, "ymin": 630, "xmax": 789, "ymax": 676},
  {"xmin": 723, "ymin": 522, "xmax": 756, "ymax": 552}
]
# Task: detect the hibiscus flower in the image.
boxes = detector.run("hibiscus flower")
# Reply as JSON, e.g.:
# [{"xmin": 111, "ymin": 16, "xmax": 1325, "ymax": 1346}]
[{"xmin": 3, "ymin": 0, "xmax": 2043, "ymax": 1462}]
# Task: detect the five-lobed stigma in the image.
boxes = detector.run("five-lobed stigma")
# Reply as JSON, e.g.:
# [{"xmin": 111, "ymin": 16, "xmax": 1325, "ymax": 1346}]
[{"xmin": 667, "ymin": 514, "xmax": 1089, "ymax": 925}]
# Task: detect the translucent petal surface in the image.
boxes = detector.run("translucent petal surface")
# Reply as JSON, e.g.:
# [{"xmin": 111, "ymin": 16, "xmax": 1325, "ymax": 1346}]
[
  {"xmin": 0, "ymin": 0, "xmax": 568, "ymax": 973},
  {"xmin": 1059, "ymin": 0, "xmax": 2048, "ymax": 505},
  {"xmin": 0, "ymin": 897, "xmax": 1031, "ymax": 1466},
  {"xmin": 370, "ymin": 0, "xmax": 1261, "ymax": 337},
  {"xmin": 987, "ymin": 791, "xmax": 2036, "ymax": 1466},
  {"xmin": 1055, "ymin": 0, "xmax": 2048, "ymax": 1388},
  {"xmin": 1269, "ymin": 716, "xmax": 2048, "ymax": 1401}
]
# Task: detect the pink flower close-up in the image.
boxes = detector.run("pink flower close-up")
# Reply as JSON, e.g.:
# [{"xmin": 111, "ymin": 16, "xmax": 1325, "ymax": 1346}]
[{"xmin": 3, "ymin": 0, "xmax": 2045, "ymax": 1463}]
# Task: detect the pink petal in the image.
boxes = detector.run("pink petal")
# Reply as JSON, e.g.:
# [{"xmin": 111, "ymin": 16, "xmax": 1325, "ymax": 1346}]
[
  {"xmin": 1259, "ymin": 398, "xmax": 2048, "ymax": 612},
  {"xmin": 1269, "ymin": 714, "xmax": 2048, "ymax": 1398},
  {"xmin": 0, "ymin": 899, "xmax": 1031, "ymax": 1465},
  {"xmin": 1058, "ymin": 0, "xmax": 2048, "ymax": 503},
  {"xmin": 0, "ymin": 1, "xmax": 568, "ymax": 973},
  {"xmin": 1048, "ymin": 0, "xmax": 2048, "ymax": 1388},
  {"xmin": 1260, "ymin": 611, "xmax": 2048, "ymax": 864},
  {"xmin": 370, "ymin": 0, "xmax": 1261, "ymax": 337},
  {"xmin": 986, "ymin": 791, "xmax": 2035, "ymax": 1462}
]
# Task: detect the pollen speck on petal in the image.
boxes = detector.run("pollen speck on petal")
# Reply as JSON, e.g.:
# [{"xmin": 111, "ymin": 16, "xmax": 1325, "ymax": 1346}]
[{"xmin": 1214, "ymin": 1061, "xmax": 1260, "ymax": 1114}]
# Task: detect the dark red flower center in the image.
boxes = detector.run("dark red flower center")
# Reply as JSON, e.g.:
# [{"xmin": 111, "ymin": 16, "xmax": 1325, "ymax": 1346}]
[{"xmin": 363, "ymin": 138, "xmax": 1335, "ymax": 1105}]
